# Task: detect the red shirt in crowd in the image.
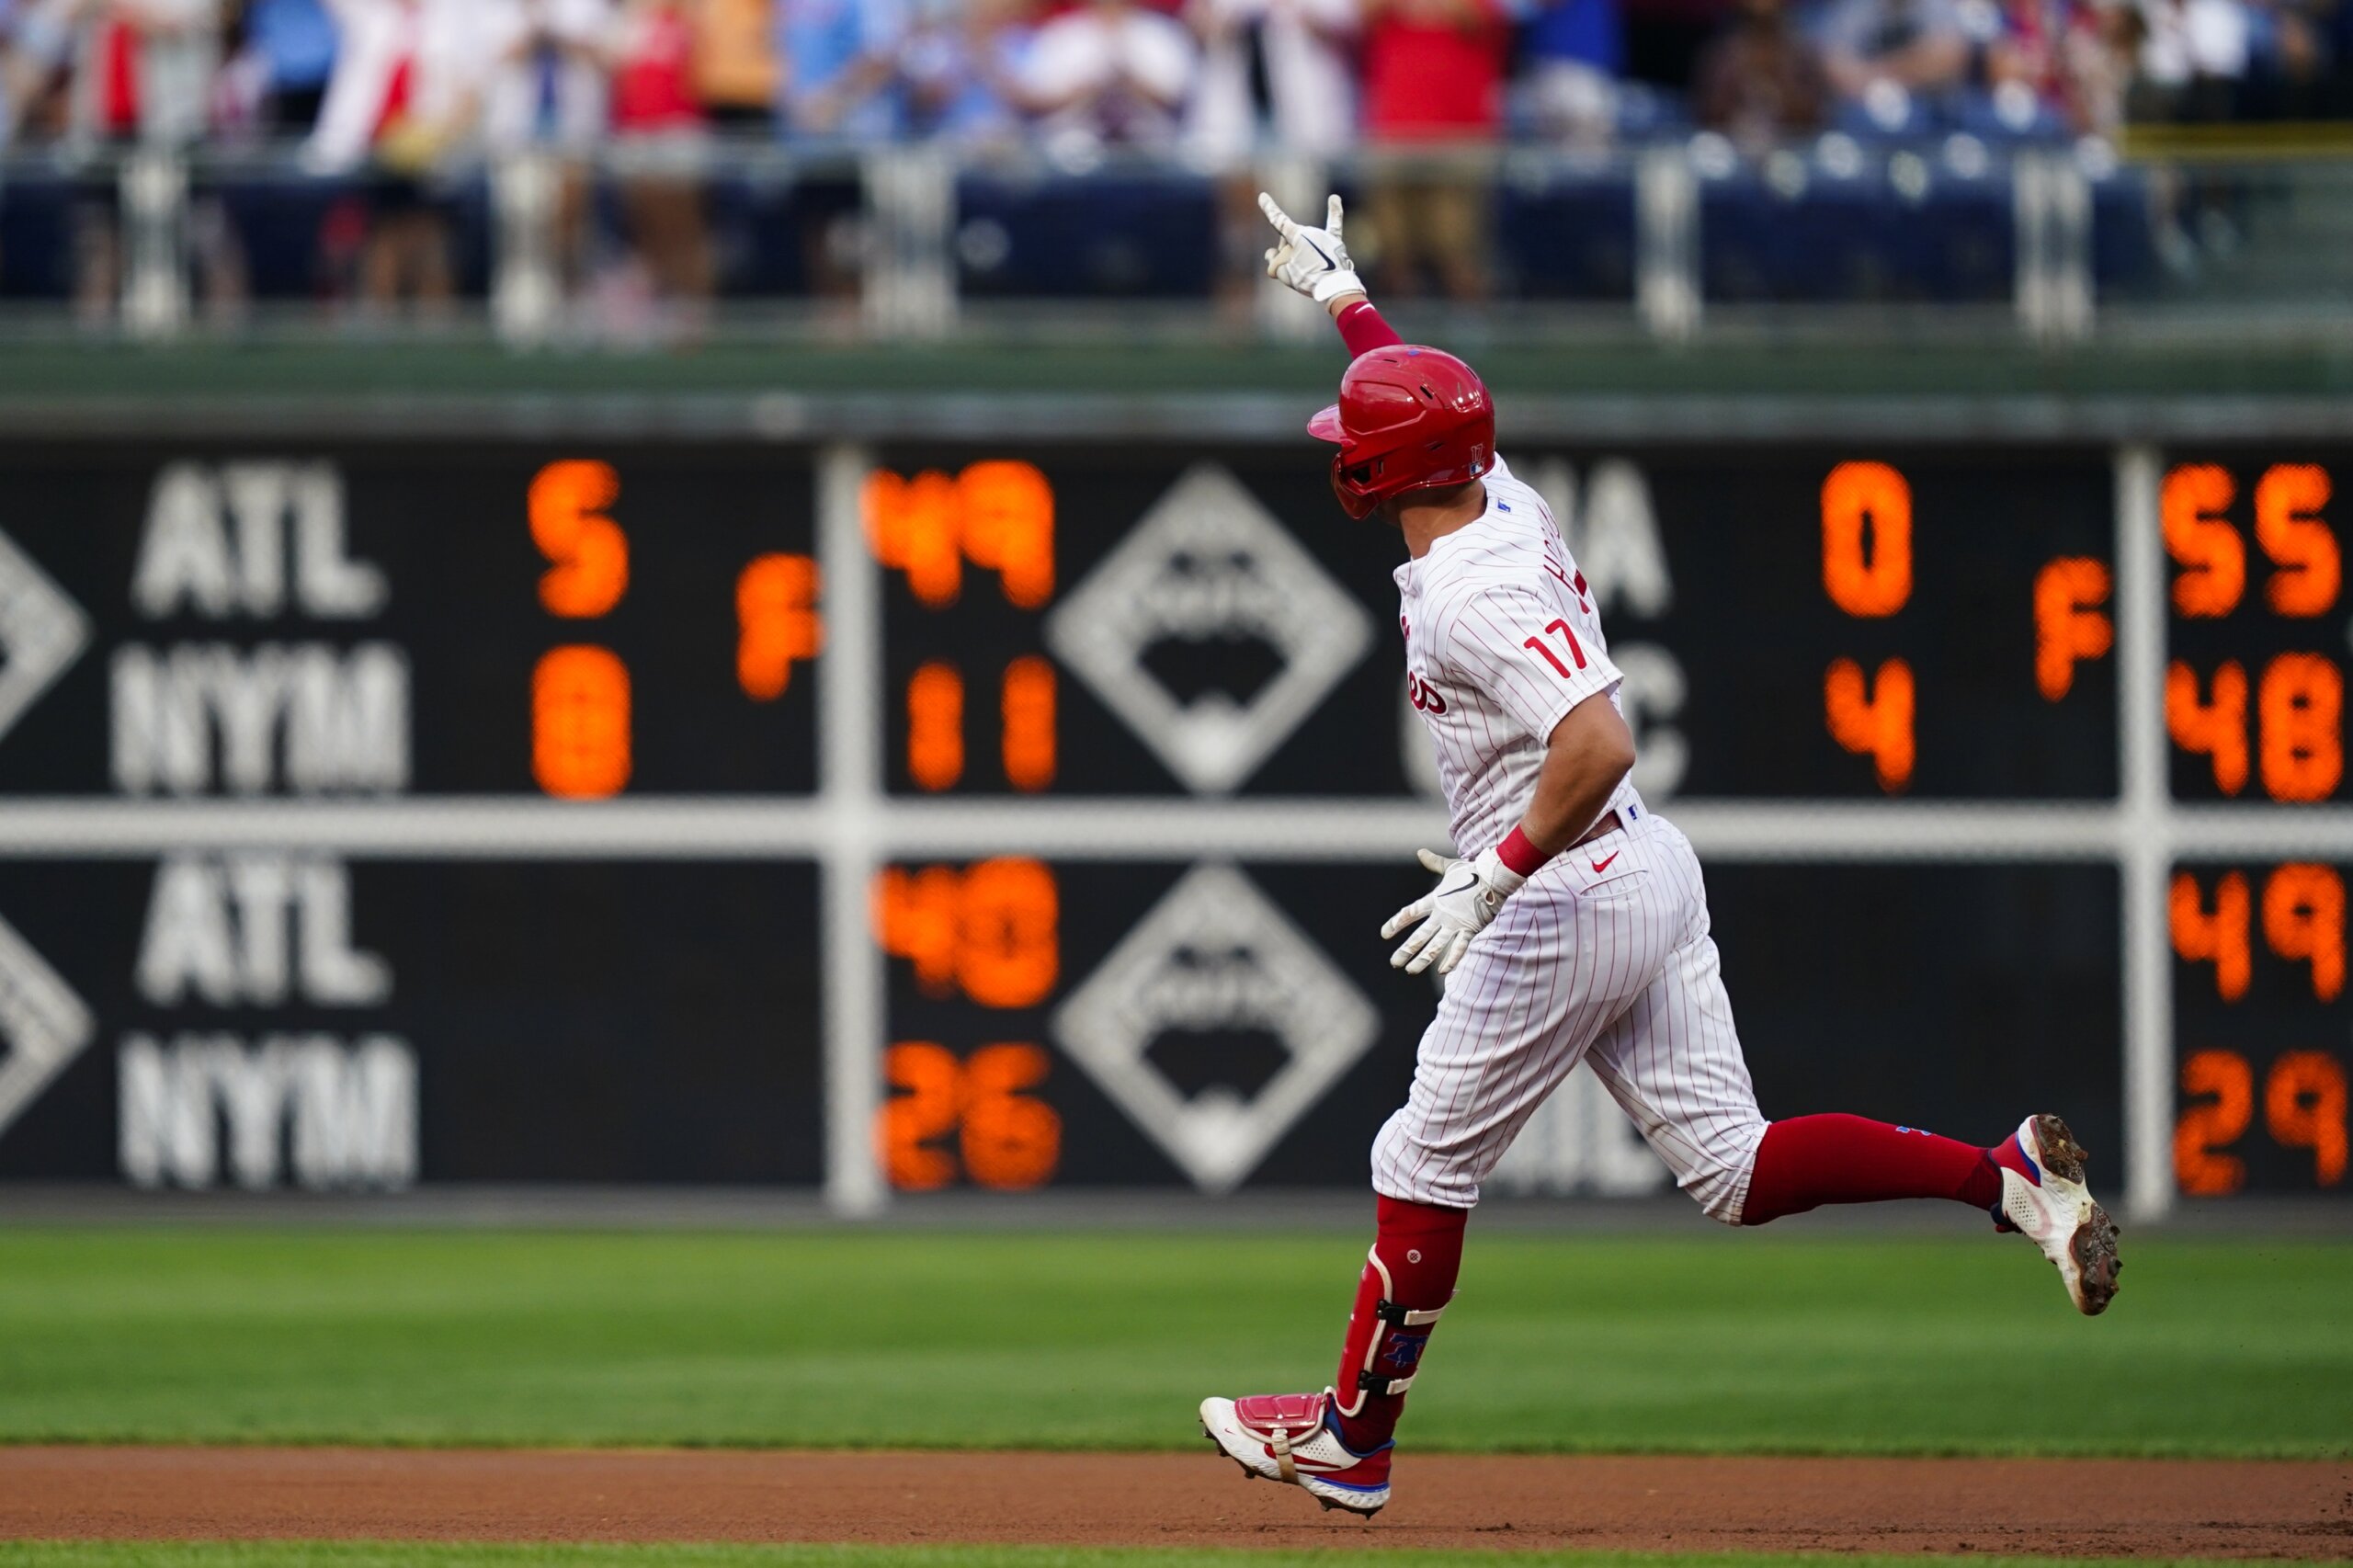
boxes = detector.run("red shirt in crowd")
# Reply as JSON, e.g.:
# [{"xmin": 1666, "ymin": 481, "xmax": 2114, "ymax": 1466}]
[
  {"xmin": 1361, "ymin": 0, "xmax": 1509, "ymax": 140},
  {"xmin": 97, "ymin": 19, "xmax": 141, "ymax": 132},
  {"xmin": 613, "ymin": 5, "xmax": 704, "ymax": 131}
]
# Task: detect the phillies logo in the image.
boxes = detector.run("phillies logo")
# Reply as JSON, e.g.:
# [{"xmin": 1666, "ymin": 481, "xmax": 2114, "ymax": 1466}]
[
  {"xmin": 1386, "ymin": 1331, "xmax": 1430, "ymax": 1369},
  {"xmin": 1407, "ymin": 673, "xmax": 1447, "ymax": 714}
]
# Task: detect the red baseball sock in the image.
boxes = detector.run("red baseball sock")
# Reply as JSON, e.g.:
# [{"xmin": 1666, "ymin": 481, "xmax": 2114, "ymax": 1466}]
[
  {"xmin": 1330, "ymin": 1194, "xmax": 1466, "ymax": 1452},
  {"xmin": 1741, "ymin": 1114, "xmax": 2002, "ymax": 1226}
]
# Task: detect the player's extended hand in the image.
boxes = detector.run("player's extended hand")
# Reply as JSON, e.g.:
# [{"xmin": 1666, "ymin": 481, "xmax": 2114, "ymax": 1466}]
[
  {"xmin": 1258, "ymin": 192, "xmax": 1365, "ymax": 305},
  {"xmin": 1381, "ymin": 846, "xmax": 1527, "ymax": 977}
]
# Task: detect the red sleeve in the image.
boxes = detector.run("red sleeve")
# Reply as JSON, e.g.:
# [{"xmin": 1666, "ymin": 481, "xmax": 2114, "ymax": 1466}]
[{"xmin": 1336, "ymin": 300, "xmax": 1404, "ymax": 357}]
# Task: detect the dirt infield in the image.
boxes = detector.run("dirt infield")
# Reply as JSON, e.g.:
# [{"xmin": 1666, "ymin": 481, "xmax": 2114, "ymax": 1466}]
[{"xmin": 4, "ymin": 1449, "xmax": 2350, "ymax": 1558}]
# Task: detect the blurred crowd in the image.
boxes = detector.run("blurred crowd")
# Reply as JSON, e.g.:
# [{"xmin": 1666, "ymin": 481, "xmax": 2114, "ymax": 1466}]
[
  {"xmin": 3, "ymin": 0, "xmax": 2344, "ymax": 160},
  {"xmin": 0, "ymin": 0, "xmax": 2342, "ymax": 312}
]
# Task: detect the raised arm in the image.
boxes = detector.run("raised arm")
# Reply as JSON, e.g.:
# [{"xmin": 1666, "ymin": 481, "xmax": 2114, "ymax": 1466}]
[
  {"xmin": 1333, "ymin": 296, "xmax": 1402, "ymax": 355},
  {"xmin": 1257, "ymin": 192, "xmax": 1404, "ymax": 356}
]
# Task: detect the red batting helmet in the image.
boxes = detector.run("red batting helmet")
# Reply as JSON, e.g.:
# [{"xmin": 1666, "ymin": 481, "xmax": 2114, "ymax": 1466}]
[{"xmin": 1308, "ymin": 347, "xmax": 1495, "ymax": 521}]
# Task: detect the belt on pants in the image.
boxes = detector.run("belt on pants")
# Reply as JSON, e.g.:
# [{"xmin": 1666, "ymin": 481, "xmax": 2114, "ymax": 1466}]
[{"xmin": 1571, "ymin": 809, "xmax": 1625, "ymax": 850}]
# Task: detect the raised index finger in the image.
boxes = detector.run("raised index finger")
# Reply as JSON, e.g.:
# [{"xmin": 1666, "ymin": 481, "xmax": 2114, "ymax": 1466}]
[
  {"xmin": 1325, "ymin": 194, "xmax": 1344, "ymax": 238},
  {"xmin": 1256, "ymin": 191, "xmax": 1300, "ymax": 240}
]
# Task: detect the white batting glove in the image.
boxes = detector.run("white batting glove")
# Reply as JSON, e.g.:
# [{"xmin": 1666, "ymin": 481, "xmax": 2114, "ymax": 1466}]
[
  {"xmin": 1381, "ymin": 847, "xmax": 1526, "ymax": 977},
  {"xmin": 1258, "ymin": 192, "xmax": 1364, "ymax": 306}
]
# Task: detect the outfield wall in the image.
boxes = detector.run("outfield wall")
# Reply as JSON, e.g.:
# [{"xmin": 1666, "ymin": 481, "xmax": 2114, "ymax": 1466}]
[{"xmin": 0, "ymin": 393, "xmax": 2347, "ymax": 1221}]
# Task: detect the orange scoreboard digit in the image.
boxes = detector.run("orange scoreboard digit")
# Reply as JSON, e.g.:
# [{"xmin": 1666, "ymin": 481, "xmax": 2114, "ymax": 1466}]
[
  {"xmin": 1817, "ymin": 463, "xmax": 1918, "ymax": 785},
  {"xmin": 866, "ymin": 460, "xmax": 1059, "ymax": 796},
  {"xmin": 2165, "ymin": 460, "xmax": 2345, "ymax": 802}
]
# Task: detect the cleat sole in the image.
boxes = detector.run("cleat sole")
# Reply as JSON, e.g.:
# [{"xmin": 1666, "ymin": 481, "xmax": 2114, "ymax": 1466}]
[
  {"xmin": 2072, "ymin": 1199, "xmax": 2122, "ymax": 1315},
  {"xmin": 2033, "ymin": 1114, "xmax": 2088, "ymax": 1183},
  {"xmin": 1313, "ymin": 1492, "xmax": 1383, "ymax": 1517}
]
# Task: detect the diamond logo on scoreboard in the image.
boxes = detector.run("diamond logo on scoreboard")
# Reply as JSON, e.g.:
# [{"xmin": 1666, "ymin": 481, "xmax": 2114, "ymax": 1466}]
[
  {"xmin": 0, "ymin": 528, "xmax": 90, "ymax": 747},
  {"xmin": 1052, "ymin": 865, "xmax": 1380, "ymax": 1193},
  {"xmin": 1044, "ymin": 464, "xmax": 1372, "ymax": 794},
  {"xmin": 0, "ymin": 910, "xmax": 96, "ymax": 1142}
]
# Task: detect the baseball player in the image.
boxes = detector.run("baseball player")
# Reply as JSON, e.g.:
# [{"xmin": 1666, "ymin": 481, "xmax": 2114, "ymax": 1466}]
[{"xmin": 1199, "ymin": 194, "xmax": 2123, "ymax": 1517}]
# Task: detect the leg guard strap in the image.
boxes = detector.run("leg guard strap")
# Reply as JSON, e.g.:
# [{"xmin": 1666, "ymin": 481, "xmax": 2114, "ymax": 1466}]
[{"xmin": 1378, "ymin": 1298, "xmax": 1446, "ymax": 1328}]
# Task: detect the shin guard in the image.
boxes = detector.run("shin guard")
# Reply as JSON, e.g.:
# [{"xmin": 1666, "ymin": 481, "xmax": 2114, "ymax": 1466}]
[{"xmin": 1331, "ymin": 1196, "xmax": 1465, "ymax": 1451}]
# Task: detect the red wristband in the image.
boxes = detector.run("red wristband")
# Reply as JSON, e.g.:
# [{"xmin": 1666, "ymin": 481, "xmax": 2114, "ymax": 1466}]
[
  {"xmin": 1336, "ymin": 300, "xmax": 1404, "ymax": 357},
  {"xmin": 1495, "ymin": 826, "xmax": 1552, "ymax": 879}
]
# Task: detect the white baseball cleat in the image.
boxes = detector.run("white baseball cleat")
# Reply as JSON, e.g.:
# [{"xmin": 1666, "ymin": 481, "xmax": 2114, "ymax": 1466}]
[
  {"xmin": 1994, "ymin": 1113, "xmax": 2121, "ymax": 1315},
  {"xmin": 1199, "ymin": 1390, "xmax": 1392, "ymax": 1516}
]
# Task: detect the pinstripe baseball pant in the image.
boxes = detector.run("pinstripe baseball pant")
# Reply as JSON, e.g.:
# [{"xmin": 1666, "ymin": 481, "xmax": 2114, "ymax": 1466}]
[{"xmin": 1370, "ymin": 812, "xmax": 1769, "ymax": 1222}]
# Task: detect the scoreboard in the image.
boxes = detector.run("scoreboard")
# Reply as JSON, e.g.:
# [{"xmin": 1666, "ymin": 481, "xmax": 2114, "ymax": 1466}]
[
  {"xmin": 0, "ymin": 449, "xmax": 820, "ymax": 796},
  {"xmin": 0, "ymin": 428, "xmax": 2341, "ymax": 1215},
  {"xmin": 871, "ymin": 447, "xmax": 2120, "ymax": 800}
]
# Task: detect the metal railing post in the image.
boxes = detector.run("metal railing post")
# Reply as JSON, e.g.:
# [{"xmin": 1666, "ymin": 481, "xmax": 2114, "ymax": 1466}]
[
  {"xmin": 119, "ymin": 149, "xmax": 189, "ymax": 340},
  {"xmin": 1636, "ymin": 145, "xmax": 1700, "ymax": 341},
  {"xmin": 2014, "ymin": 153, "xmax": 2046, "ymax": 339},
  {"xmin": 2048, "ymin": 154, "xmax": 2095, "ymax": 342},
  {"xmin": 2015, "ymin": 152, "xmax": 2094, "ymax": 345},
  {"xmin": 492, "ymin": 150, "xmax": 563, "ymax": 347},
  {"xmin": 862, "ymin": 148, "xmax": 955, "ymax": 341}
]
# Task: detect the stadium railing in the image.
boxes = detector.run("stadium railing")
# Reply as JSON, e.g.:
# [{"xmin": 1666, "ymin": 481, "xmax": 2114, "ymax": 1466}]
[{"xmin": 0, "ymin": 134, "xmax": 2347, "ymax": 347}]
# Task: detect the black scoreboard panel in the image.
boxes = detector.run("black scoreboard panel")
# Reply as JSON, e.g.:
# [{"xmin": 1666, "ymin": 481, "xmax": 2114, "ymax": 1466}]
[
  {"xmin": 0, "ymin": 859, "xmax": 824, "ymax": 1185},
  {"xmin": 1719, "ymin": 861, "xmax": 2123, "ymax": 1160},
  {"xmin": 2173, "ymin": 859, "xmax": 2350, "ymax": 1196},
  {"xmin": 871, "ymin": 445, "xmax": 2119, "ymax": 801},
  {"xmin": 0, "ymin": 444, "xmax": 819, "ymax": 796},
  {"xmin": 876, "ymin": 858, "xmax": 2122, "ymax": 1192},
  {"xmin": 1597, "ymin": 449, "xmax": 2118, "ymax": 799}
]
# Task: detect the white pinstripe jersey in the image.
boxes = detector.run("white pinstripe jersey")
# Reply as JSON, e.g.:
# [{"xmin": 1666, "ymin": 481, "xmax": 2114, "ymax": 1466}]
[{"xmin": 1395, "ymin": 456, "xmax": 1642, "ymax": 858}]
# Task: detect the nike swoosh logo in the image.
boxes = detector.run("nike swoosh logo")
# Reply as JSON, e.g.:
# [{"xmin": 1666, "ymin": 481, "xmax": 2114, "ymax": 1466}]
[
  {"xmin": 1303, "ymin": 235, "xmax": 1334, "ymax": 267},
  {"xmin": 1590, "ymin": 853, "xmax": 1619, "ymax": 873}
]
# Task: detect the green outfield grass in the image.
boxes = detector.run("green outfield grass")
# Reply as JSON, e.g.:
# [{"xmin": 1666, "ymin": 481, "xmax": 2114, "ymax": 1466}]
[
  {"xmin": 0, "ymin": 1229, "xmax": 2346, "ymax": 1456},
  {"xmin": 0, "ymin": 1551, "xmax": 2327, "ymax": 1568}
]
